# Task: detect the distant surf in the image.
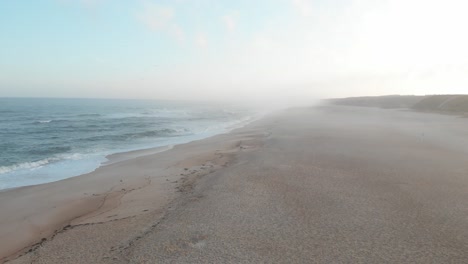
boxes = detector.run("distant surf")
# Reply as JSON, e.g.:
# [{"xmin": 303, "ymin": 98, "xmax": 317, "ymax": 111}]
[{"xmin": 0, "ymin": 98, "xmax": 259, "ymax": 190}]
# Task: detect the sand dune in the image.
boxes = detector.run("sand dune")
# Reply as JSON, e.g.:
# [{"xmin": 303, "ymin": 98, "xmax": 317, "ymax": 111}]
[{"xmin": 330, "ymin": 94, "xmax": 468, "ymax": 114}]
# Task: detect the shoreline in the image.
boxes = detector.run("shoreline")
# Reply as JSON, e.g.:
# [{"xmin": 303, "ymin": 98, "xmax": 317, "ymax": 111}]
[
  {"xmin": 102, "ymin": 145, "xmax": 174, "ymax": 166},
  {"xmin": 99, "ymin": 112, "xmax": 263, "ymax": 167},
  {"xmin": 0, "ymin": 113, "xmax": 262, "ymax": 192},
  {"xmin": 0, "ymin": 113, "xmax": 270, "ymax": 263}
]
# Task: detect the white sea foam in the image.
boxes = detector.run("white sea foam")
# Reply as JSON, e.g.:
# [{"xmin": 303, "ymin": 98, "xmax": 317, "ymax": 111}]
[
  {"xmin": 0, "ymin": 152, "xmax": 106, "ymax": 190},
  {"xmin": 32, "ymin": 119, "xmax": 54, "ymax": 124},
  {"xmin": 0, "ymin": 152, "xmax": 90, "ymax": 176},
  {"xmin": 0, "ymin": 158, "xmax": 56, "ymax": 175}
]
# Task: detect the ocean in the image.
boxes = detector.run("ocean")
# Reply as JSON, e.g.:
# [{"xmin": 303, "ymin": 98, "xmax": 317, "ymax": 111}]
[{"xmin": 0, "ymin": 98, "xmax": 257, "ymax": 190}]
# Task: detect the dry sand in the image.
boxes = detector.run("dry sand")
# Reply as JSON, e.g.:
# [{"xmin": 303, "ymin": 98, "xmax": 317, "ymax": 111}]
[{"xmin": 2, "ymin": 105, "xmax": 468, "ymax": 263}]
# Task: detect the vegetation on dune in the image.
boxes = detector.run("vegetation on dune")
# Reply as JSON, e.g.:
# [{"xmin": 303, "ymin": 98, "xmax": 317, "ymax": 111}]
[
  {"xmin": 329, "ymin": 95, "xmax": 468, "ymax": 113},
  {"xmin": 412, "ymin": 95, "xmax": 468, "ymax": 113},
  {"xmin": 329, "ymin": 95, "xmax": 424, "ymax": 109}
]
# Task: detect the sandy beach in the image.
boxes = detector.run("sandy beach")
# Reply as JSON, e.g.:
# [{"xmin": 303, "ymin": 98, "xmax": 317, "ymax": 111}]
[{"xmin": 2, "ymin": 105, "xmax": 468, "ymax": 263}]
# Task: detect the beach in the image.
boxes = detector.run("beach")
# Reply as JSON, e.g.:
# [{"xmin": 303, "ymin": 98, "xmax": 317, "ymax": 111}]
[{"xmin": 2, "ymin": 105, "xmax": 468, "ymax": 263}]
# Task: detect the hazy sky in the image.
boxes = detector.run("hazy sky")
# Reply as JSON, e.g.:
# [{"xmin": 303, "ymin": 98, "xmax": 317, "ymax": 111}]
[{"xmin": 1, "ymin": 0, "xmax": 467, "ymax": 103}]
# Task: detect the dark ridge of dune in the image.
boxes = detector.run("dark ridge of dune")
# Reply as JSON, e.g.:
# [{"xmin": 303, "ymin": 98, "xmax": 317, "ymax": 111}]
[
  {"xmin": 412, "ymin": 95, "xmax": 468, "ymax": 113},
  {"xmin": 329, "ymin": 95, "xmax": 468, "ymax": 114},
  {"xmin": 328, "ymin": 95, "xmax": 424, "ymax": 109}
]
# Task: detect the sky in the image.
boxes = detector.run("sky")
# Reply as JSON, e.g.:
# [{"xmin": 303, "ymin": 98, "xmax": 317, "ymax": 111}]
[{"xmin": 1, "ymin": 0, "xmax": 468, "ymax": 104}]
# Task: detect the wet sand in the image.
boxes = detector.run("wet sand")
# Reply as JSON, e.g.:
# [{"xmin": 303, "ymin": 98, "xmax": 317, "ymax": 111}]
[{"xmin": 3, "ymin": 105, "xmax": 468, "ymax": 263}]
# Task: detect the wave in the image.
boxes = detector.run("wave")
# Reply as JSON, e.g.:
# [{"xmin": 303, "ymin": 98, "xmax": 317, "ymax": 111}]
[
  {"xmin": 0, "ymin": 110, "xmax": 14, "ymax": 114},
  {"xmin": 83, "ymin": 128, "xmax": 189, "ymax": 142},
  {"xmin": 29, "ymin": 146, "xmax": 72, "ymax": 156},
  {"xmin": 125, "ymin": 128, "xmax": 187, "ymax": 139},
  {"xmin": 32, "ymin": 119, "xmax": 69, "ymax": 125},
  {"xmin": 0, "ymin": 152, "xmax": 88, "ymax": 175},
  {"xmin": 0, "ymin": 158, "xmax": 58, "ymax": 175},
  {"xmin": 76, "ymin": 113, "xmax": 101, "ymax": 117},
  {"xmin": 140, "ymin": 109, "xmax": 190, "ymax": 118},
  {"xmin": 105, "ymin": 113, "xmax": 147, "ymax": 119}
]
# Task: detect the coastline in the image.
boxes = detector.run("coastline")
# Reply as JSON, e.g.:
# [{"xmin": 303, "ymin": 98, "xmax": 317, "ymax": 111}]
[
  {"xmin": 0, "ymin": 112, "xmax": 261, "ymax": 191},
  {"xmin": 100, "ymin": 112, "xmax": 262, "ymax": 167},
  {"xmin": 0, "ymin": 114, "xmax": 269, "ymax": 263},
  {"xmin": 102, "ymin": 145, "xmax": 174, "ymax": 166},
  {"xmin": 3, "ymin": 105, "xmax": 468, "ymax": 263}
]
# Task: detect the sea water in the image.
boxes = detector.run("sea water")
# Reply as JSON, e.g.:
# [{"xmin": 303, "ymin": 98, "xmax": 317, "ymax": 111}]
[{"xmin": 0, "ymin": 98, "xmax": 257, "ymax": 190}]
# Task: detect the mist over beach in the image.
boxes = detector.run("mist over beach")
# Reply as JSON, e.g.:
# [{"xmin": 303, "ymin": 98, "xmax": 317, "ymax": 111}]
[{"xmin": 1, "ymin": 0, "xmax": 468, "ymax": 263}]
